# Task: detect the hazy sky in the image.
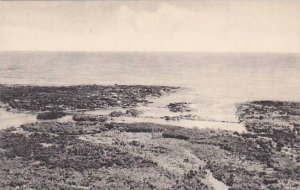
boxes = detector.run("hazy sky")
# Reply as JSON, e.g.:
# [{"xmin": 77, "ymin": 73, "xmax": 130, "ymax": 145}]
[{"xmin": 0, "ymin": 0, "xmax": 300, "ymax": 52}]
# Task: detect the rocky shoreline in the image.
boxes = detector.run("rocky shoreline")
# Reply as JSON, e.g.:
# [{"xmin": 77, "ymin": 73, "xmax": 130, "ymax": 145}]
[
  {"xmin": 0, "ymin": 84, "xmax": 177, "ymax": 112},
  {"xmin": 0, "ymin": 85, "xmax": 299, "ymax": 189}
]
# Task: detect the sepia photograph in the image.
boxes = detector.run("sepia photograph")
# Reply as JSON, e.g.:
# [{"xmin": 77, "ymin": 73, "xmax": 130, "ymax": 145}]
[{"xmin": 0, "ymin": 0, "xmax": 299, "ymax": 189}]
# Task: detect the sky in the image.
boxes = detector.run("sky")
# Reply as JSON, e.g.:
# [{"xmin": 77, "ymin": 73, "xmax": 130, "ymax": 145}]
[{"xmin": 0, "ymin": 0, "xmax": 300, "ymax": 52}]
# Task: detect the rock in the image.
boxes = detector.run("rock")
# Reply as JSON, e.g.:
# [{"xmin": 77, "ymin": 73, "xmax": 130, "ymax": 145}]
[
  {"xmin": 109, "ymin": 111, "xmax": 123, "ymax": 117},
  {"xmin": 72, "ymin": 114, "xmax": 108, "ymax": 122},
  {"xmin": 263, "ymin": 177, "xmax": 278, "ymax": 185},
  {"xmin": 129, "ymin": 140, "xmax": 140, "ymax": 146},
  {"xmin": 161, "ymin": 114, "xmax": 198, "ymax": 121},
  {"xmin": 167, "ymin": 102, "xmax": 192, "ymax": 112},
  {"xmin": 126, "ymin": 109, "xmax": 142, "ymax": 117},
  {"xmin": 162, "ymin": 133, "xmax": 189, "ymax": 141},
  {"xmin": 36, "ymin": 111, "xmax": 66, "ymax": 120}
]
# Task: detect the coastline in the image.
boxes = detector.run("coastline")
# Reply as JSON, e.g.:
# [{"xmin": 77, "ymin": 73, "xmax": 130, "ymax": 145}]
[{"xmin": 0, "ymin": 84, "xmax": 299, "ymax": 189}]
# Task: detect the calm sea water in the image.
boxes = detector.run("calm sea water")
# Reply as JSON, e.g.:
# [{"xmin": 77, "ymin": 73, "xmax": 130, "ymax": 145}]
[{"xmin": 0, "ymin": 52, "xmax": 300, "ymax": 130}]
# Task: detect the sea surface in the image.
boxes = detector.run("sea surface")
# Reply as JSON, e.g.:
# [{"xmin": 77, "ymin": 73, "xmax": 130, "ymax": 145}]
[{"xmin": 1, "ymin": 52, "xmax": 300, "ymax": 130}]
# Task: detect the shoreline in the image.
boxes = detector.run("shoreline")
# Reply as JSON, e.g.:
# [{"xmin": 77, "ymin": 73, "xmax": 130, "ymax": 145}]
[{"xmin": 0, "ymin": 84, "xmax": 299, "ymax": 189}]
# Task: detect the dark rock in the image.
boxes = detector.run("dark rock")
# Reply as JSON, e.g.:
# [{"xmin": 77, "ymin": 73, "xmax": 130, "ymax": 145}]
[
  {"xmin": 167, "ymin": 102, "xmax": 192, "ymax": 112},
  {"xmin": 37, "ymin": 111, "xmax": 66, "ymax": 120},
  {"xmin": 263, "ymin": 177, "xmax": 278, "ymax": 184},
  {"xmin": 126, "ymin": 109, "xmax": 142, "ymax": 117},
  {"xmin": 129, "ymin": 140, "xmax": 140, "ymax": 146},
  {"xmin": 162, "ymin": 133, "xmax": 189, "ymax": 141},
  {"xmin": 109, "ymin": 111, "xmax": 123, "ymax": 117},
  {"xmin": 73, "ymin": 114, "xmax": 108, "ymax": 122},
  {"xmin": 161, "ymin": 114, "xmax": 197, "ymax": 121}
]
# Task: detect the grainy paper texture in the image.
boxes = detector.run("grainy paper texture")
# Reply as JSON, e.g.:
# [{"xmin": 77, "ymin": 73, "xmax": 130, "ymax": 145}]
[{"xmin": 0, "ymin": 1, "xmax": 299, "ymax": 189}]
